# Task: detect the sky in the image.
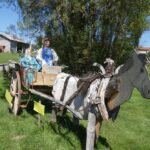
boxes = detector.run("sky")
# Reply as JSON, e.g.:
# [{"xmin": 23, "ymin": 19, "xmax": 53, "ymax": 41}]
[
  {"xmin": 139, "ymin": 31, "xmax": 150, "ymax": 47},
  {"xmin": 0, "ymin": 6, "xmax": 150, "ymax": 46},
  {"xmin": 0, "ymin": 7, "xmax": 19, "ymax": 33}
]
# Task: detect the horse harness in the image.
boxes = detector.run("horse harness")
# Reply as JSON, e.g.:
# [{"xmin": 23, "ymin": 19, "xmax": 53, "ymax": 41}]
[
  {"xmin": 91, "ymin": 75, "xmax": 111, "ymax": 120},
  {"xmin": 60, "ymin": 73, "xmax": 112, "ymax": 120}
]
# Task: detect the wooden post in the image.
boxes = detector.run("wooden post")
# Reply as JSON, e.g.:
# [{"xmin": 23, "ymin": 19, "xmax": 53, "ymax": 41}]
[
  {"xmin": 95, "ymin": 118, "xmax": 103, "ymax": 144},
  {"xmin": 37, "ymin": 101, "xmax": 42, "ymax": 127},
  {"xmin": 51, "ymin": 104, "xmax": 57, "ymax": 123},
  {"xmin": 86, "ymin": 106, "xmax": 96, "ymax": 150},
  {"xmin": 37, "ymin": 112, "xmax": 41, "ymax": 127}
]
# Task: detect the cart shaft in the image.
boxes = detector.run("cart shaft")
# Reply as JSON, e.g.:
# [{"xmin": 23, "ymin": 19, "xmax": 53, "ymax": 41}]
[{"xmin": 29, "ymin": 89, "xmax": 83, "ymax": 119}]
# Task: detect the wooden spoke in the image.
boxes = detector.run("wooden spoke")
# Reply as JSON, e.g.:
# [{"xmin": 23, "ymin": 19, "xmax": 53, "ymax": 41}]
[
  {"xmin": 10, "ymin": 71, "xmax": 21, "ymax": 115},
  {"xmin": 10, "ymin": 72, "xmax": 17, "ymax": 96}
]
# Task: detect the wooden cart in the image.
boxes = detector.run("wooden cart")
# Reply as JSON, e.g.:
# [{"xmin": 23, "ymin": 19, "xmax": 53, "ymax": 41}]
[{"xmin": 9, "ymin": 62, "xmax": 82, "ymax": 119}]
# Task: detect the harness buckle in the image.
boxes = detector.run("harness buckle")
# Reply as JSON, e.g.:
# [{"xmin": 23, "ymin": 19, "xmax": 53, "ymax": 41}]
[{"xmin": 95, "ymin": 96, "xmax": 101, "ymax": 104}]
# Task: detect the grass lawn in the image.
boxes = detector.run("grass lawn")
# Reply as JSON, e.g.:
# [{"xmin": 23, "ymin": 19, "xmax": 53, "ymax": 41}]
[
  {"xmin": 0, "ymin": 53, "xmax": 150, "ymax": 150},
  {"xmin": 0, "ymin": 52, "xmax": 19, "ymax": 64}
]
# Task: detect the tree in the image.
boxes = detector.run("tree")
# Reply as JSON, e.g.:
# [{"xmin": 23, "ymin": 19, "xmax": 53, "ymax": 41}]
[
  {"xmin": 5, "ymin": 24, "xmax": 17, "ymax": 35},
  {"xmin": 2, "ymin": 0, "xmax": 150, "ymax": 74}
]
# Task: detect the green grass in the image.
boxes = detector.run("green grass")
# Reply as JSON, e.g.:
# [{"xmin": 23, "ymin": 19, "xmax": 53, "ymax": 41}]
[
  {"xmin": 0, "ymin": 52, "xmax": 19, "ymax": 64},
  {"xmin": 99, "ymin": 90, "xmax": 150, "ymax": 150},
  {"xmin": 1, "ymin": 74, "xmax": 150, "ymax": 150},
  {"xmin": 0, "ymin": 53, "xmax": 150, "ymax": 149}
]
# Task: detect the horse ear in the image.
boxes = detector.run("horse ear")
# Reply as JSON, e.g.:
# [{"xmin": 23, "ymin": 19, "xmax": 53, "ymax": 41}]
[{"xmin": 133, "ymin": 48, "xmax": 148, "ymax": 64}]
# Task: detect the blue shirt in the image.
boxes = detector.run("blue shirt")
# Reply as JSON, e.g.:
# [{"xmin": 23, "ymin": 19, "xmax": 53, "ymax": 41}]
[
  {"xmin": 20, "ymin": 55, "xmax": 41, "ymax": 84},
  {"xmin": 42, "ymin": 48, "xmax": 53, "ymax": 65}
]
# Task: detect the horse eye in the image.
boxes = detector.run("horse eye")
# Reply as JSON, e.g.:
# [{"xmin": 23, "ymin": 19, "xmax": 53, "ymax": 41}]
[{"xmin": 140, "ymin": 68, "xmax": 144, "ymax": 73}]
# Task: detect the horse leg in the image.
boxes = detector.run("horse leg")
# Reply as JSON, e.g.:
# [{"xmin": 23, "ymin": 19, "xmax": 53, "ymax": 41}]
[
  {"xmin": 95, "ymin": 118, "xmax": 103, "ymax": 144},
  {"xmin": 86, "ymin": 106, "xmax": 96, "ymax": 150},
  {"xmin": 73, "ymin": 115, "xmax": 79, "ymax": 126},
  {"xmin": 62, "ymin": 108, "xmax": 67, "ymax": 116}
]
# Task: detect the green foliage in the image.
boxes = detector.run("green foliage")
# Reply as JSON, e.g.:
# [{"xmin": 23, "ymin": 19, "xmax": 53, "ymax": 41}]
[{"xmin": 2, "ymin": 0, "xmax": 150, "ymax": 74}]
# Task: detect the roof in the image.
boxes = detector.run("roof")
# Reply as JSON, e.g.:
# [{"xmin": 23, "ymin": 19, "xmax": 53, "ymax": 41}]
[
  {"xmin": 0, "ymin": 33, "xmax": 26, "ymax": 43},
  {"xmin": 137, "ymin": 47, "xmax": 150, "ymax": 51}
]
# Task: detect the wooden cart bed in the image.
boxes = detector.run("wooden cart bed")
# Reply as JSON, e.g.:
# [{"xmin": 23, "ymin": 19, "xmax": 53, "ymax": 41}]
[{"xmin": 22, "ymin": 65, "xmax": 63, "ymax": 86}]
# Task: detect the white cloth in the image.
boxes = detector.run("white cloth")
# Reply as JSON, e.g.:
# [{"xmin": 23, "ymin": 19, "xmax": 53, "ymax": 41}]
[{"xmin": 36, "ymin": 48, "xmax": 59, "ymax": 66}]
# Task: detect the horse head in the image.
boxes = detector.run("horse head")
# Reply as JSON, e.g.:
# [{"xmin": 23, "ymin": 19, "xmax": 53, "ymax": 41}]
[
  {"xmin": 107, "ymin": 50, "xmax": 150, "ymax": 112},
  {"xmin": 130, "ymin": 50, "xmax": 150, "ymax": 98}
]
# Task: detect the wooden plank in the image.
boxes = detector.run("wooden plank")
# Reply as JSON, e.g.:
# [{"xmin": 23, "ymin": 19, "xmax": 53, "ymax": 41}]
[
  {"xmin": 0, "ymin": 63, "xmax": 8, "ymax": 66},
  {"xmin": 0, "ymin": 61, "xmax": 17, "ymax": 72},
  {"xmin": 0, "ymin": 64, "xmax": 9, "ymax": 72},
  {"xmin": 20, "ymin": 65, "xmax": 62, "ymax": 86},
  {"xmin": 42, "ymin": 65, "xmax": 62, "ymax": 74},
  {"xmin": 32, "ymin": 72, "xmax": 57, "ymax": 86},
  {"xmin": 32, "ymin": 72, "xmax": 44, "ymax": 85},
  {"xmin": 43, "ymin": 73, "xmax": 57, "ymax": 85},
  {"xmin": 28, "ymin": 89, "xmax": 83, "ymax": 120}
]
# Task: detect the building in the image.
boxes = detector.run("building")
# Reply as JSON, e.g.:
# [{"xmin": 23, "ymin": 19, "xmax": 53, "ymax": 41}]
[
  {"xmin": 0, "ymin": 33, "xmax": 29, "ymax": 53},
  {"xmin": 137, "ymin": 47, "xmax": 150, "ymax": 54},
  {"xmin": 0, "ymin": 45, "xmax": 5, "ymax": 52}
]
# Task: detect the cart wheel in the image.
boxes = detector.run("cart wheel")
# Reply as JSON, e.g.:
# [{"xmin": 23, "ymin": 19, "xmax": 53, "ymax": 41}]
[
  {"xmin": 10, "ymin": 71, "xmax": 17, "ymax": 96},
  {"xmin": 10, "ymin": 71, "xmax": 21, "ymax": 115}
]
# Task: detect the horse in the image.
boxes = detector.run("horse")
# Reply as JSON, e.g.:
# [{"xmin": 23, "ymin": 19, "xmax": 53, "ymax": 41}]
[{"xmin": 52, "ymin": 50, "xmax": 150, "ymax": 150}]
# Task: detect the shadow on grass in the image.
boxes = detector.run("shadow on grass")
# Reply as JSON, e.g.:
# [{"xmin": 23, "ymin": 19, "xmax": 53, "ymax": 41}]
[
  {"xmin": 19, "ymin": 98, "xmax": 112, "ymax": 150},
  {"xmin": 49, "ymin": 115, "xmax": 112, "ymax": 150},
  {"xmin": 50, "ymin": 115, "xmax": 86, "ymax": 150},
  {"xmin": 23, "ymin": 100, "xmax": 86, "ymax": 149},
  {"xmin": 96, "ymin": 136, "xmax": 112, "ymax": 150}
]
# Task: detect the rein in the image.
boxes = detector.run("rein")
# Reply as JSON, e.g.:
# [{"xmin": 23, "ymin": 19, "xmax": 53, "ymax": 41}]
[
  {"xmin": 60, "ymin": 75, "xmax": 71, "ymax": 102},
  {"xmin": 95, "ymin": 77, "xmax": 110, "ymax": 120},
  {"xmin": 62, "ymin": 72, "xmax": 113, "ymax": 121},
  {"xmin": 64, "ymin": 73, "xmax": 102, "ymax": 107}
]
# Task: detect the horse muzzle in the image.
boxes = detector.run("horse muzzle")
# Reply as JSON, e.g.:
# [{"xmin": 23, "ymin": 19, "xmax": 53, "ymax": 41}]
[{"xmin": 141, "ymin": 85, "xmax": 150, "ymax": 99}]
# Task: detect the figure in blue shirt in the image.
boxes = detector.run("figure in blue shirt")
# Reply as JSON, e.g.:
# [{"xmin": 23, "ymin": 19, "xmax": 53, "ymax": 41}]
[{"xmin": 36, "ymin": 37, "xmax": 58, "ymax": 66}]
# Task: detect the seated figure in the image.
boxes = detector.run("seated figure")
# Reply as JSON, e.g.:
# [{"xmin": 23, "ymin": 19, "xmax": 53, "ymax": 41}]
[{"xmin": 20, "ymin": 48, "xmax": 41, "ymax": 84}]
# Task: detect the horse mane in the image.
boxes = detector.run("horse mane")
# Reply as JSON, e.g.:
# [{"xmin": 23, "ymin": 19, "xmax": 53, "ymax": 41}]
[
  {"xmin": 115, "ymin": 56, "xmax": 134, "ymax": 77},
  {"xmin": 115, "ymin": 51, "xmax": 148, "ymax": 77}
]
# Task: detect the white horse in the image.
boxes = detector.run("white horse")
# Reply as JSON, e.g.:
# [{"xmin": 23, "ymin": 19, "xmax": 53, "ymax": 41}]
[{"xmin": 52, "ymin": 50, "xmax": 150, "ymax": 150}]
